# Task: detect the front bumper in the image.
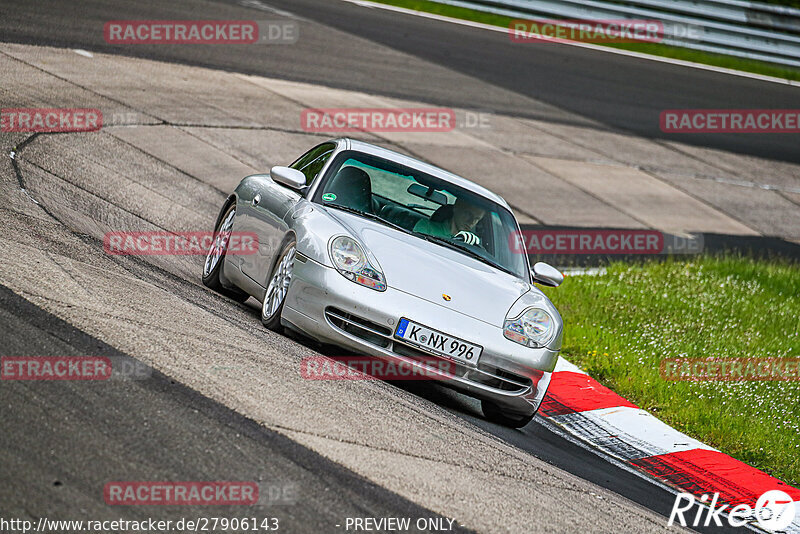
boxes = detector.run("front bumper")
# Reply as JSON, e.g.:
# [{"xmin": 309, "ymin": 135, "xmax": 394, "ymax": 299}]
[{"xmin": 282, "ymin": 254, "xmax": 558, "ymax": 416}]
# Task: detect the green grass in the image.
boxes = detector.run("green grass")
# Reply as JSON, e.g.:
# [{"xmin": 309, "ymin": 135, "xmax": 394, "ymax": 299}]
[
  {"xmin": 371, "ymin": 0, "xmax": 800, "ymax": 81},
  {"xmin": 540, "ymin": 256, "xmax": 800, "ymax": 487}
]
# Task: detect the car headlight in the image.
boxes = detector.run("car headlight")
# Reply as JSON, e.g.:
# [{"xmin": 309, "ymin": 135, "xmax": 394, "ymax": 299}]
[
  {"xmin": 503, "ymin": 307, "xmax": 555, "ymax": 348},
  {"xmin": 329, "ymin": 236, "xmax": 387, "ymax": 291}
]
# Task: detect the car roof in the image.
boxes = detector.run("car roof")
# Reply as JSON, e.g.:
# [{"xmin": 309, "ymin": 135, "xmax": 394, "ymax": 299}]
[{"xmin": 340, "ymin": 138, "xmax": 511, "ymax": 210}]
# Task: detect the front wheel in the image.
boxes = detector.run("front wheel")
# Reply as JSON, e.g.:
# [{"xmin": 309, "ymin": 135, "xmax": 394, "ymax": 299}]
[
  {"xmin": 261, "ymin": 240, "xmax": 296, "ymax": 331},
  {"xmin": 481, "ymin": 400, "xmax": 535, "ymax": 428},
  {"xmin": 202, "ymin": 203, "xmax": 249, "ymax": 303}
]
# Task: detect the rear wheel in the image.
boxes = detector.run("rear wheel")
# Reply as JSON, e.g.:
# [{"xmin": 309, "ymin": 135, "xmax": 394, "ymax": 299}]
[
  {"xmin": 481, "ymin": 400, "xmax": 535, "ymax": 428},
  {"xmin": 261, "ymin": 240, "xmax": 296, "ymax": 331},
  {"xmin": 202, "ymin": 203, "xmax": 249, "ymax": 303}
]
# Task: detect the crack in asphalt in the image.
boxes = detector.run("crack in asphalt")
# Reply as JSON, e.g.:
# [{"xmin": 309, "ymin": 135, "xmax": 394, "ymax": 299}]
[
  {"xmin": 4, "ymin": 148, "xmax": 541, "ymax": 470},
  {"xmin": 3, "ymin": 42, "xmax": 786, "ymax": 532}
]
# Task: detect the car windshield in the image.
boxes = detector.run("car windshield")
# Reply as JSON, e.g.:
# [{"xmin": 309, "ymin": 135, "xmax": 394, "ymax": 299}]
[{"xmin": 314, "ymin": 151, "xmax": 528, "ymax": 280}]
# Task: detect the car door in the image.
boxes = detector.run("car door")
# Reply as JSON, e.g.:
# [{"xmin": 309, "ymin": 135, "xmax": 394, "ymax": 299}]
[{"xmin": 241, "ymin": 143, "xmax": 336, "ymax": 287}]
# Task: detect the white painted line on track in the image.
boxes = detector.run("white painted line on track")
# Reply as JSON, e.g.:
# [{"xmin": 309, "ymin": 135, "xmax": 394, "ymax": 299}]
[
  {"xmin": 551, "ymin": 406, "xmax": 717, "ymax": 460},
  {"xmin": 537, "ymin": 414, "xmax": 682, "ymax": 493},
  {"xmin": 238, "ymin": 0, "xmax": 310, "ymax": 22},
  {"xmin": 341, "ymin": 0, "xmax": 800, "ymax": 88},
  {"xmin": 537, "ymin": 415, "xmax": 767, "ymax": 533},
  {"xmin": 553, "ymin": 357, "xmax": 589, "ymax": 374}
]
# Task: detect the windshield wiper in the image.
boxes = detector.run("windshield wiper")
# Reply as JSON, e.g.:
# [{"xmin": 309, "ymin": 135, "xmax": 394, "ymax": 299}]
[
  {"xmin": 324, "ymin": 203, "xmax": 412, "ymax": 234},
  {"xmin": 413, "ymin": 233, "xmax": 517, "ymax": 277}
]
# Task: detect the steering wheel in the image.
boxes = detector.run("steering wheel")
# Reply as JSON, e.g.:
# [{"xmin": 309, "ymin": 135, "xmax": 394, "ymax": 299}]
[{"xmin": 453, "ymin": 231, "xmax": 482, "ymax": 247}]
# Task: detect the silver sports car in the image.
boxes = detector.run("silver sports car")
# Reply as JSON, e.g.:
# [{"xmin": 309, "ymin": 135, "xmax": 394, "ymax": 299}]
[{"xmin": 202, "ymin": 138, "xmax": 564, "ymax": 427}]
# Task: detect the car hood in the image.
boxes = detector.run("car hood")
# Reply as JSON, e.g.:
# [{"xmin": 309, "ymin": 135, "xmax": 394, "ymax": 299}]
[{"xmin": 326, "ymin": 209, "xmax": 532, "ymax": 327}]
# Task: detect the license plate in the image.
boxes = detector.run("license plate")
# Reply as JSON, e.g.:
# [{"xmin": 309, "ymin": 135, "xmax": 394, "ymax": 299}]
[{"xmin": 394, "ymin": 318, "xmax": 482, "ymax": 366}]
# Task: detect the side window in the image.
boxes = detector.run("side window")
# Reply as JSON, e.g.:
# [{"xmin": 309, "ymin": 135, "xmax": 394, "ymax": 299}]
[{"xmin": 290, "ymin": 143, "xmax": 336, "ymax": 185}]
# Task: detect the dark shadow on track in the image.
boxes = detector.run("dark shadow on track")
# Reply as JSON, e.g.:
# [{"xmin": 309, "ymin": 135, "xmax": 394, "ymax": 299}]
[{"xmin": 0, "ymin": 284, "xmax": 472, "ymax": 533}]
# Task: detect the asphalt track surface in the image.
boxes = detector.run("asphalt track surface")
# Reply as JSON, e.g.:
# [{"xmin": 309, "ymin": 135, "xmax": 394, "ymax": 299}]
[
  {"xmin": 1, "ymin": 0, "xmax": 799, "ymax": 163},
  {"xmin": 0, "ymin": 208, "xmax": 738, "ymax": 534},
  {"xmin": 0, "ymin": 0, "xmax": 793, "ymax": 532},
  {"xmin": 0, "ymin": 285, "xmax": 471, "ymax": 532}
]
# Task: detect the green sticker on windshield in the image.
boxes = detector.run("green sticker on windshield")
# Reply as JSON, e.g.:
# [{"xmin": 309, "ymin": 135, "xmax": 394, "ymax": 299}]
[{"xmin": 322, "ymin": 193, "xmax": 336, "ymax": 202}]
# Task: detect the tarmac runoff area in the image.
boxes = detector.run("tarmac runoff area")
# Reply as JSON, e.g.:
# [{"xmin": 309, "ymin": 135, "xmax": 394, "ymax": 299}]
[{"xmin": 2, "ymin": 42, "xmax": 797, "ymax": 532}]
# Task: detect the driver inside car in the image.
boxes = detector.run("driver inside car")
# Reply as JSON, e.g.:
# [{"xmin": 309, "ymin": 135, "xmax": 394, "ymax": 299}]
[{"xmin": 413, "ymin": 196, "xmax": 486, "ymax": 246}]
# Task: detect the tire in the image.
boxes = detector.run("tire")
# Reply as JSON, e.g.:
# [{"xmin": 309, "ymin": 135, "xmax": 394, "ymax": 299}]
[
  {"xmin": 202, "ymin": 203, "xmax": 249, "ymax": 303},
  {"xmin": 261, "ymin": 239, "xmax": 297, "ymax": 331},
  {"xmin": 481, "ymin": 400, "xmax": 535, "ymax": 428}
]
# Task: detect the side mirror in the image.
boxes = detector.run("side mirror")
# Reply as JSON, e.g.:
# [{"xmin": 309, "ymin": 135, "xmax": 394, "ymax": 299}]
[
  {"xmin": 531, "ymin": 262, "xmax": 563, "ymax": 287},
  {"xmin": 270, "ymin": 166, "xmax": 307, "ymax": 191}
]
